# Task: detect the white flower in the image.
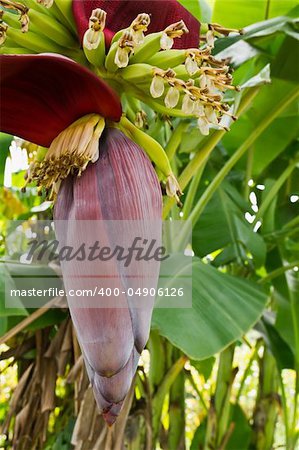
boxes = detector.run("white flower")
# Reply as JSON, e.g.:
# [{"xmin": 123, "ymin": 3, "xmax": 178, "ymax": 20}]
[
  {"xmin": 150, "ymin": 76, "xmax": 165, "ymax": 98},
  {"xmin": 160, "ymin": 33, "xmax": 174, "ymax": 50},
  {"xmin": 206, "ymin": 30, "xmax": 215, "ymax": 48},
  {"xmin": 205, "ymin": 106, "xmax": 218, "ymax": 125},
  {"xmin": 185, "ymin": 55, "xmax": 198, "ymax": 76},
  {"xmin": 114, "ymin": 47, "xmax": 130, "ymax": 68},
  {"xmin": 182, "ymin": 95, "xmax": 195, "ymax": 114},
  {"xmin": 165, "ymin": 86, "xmax": 180, "ymax": 108},
  {"xmin": 83, "ymin": 29, "xmax": 102, "ymax": 50},
  {"xmin": 197, "ymin": 116, "xmax": 210, "ymax": 135}
]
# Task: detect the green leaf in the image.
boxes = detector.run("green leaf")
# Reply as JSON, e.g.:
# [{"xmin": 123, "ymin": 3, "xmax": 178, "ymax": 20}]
[
  {"xmin": 178, "ymin": 0, "xmax": 212, "ymax": 22},
  {"xmin": 240, "ymin": 63, "xmax": 271, "ymax": 89},
  {"xmin": 0, "ymin": 264, "xmax": 28, "ymax": 318},
  {"xmin": 152, "ymin": 256, "xmax": 267, "ymax": 360},
  {"xmin": 192, "ymin": 181, "xmax": 266, "ymax": 267},
  {"xmin": 222, "ymin": 78, "xmax": 299, "ymax": 175},
  {"xmin": 227, "ymin": 404, "xmax": 252, "ymax": 450},
  {"xmin": 212, "ymin": 0, "xmax": 298, "ymax": 30},
  {"xmin": 190, "ymin": 356, "xmax": 215, "ymax": 380},
  {"xmin": 256, "ymin": 315, "xmax": 295, "ymax": 369},
  {"xmin": 272, "ymin": 36, "xmax": 299, "ymax": 82},
  {"xmin": 214, "ymin": 13, "xmax": 298, "ymax": 55},
  {"xmin": 0, "ymin": 261, "xmax": 63, "ymax": 334}
]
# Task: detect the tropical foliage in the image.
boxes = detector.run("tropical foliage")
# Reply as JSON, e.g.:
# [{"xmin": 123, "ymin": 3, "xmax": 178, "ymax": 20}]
[{"xmin": 0, "ymin": 0, "xmax": 298, "ymax": 449}]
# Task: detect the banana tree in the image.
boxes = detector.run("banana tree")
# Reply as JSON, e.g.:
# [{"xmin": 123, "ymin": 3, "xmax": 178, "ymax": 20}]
[{"xmin": 0, "ymin": 0, "xmax": 298, "ymax": 449}]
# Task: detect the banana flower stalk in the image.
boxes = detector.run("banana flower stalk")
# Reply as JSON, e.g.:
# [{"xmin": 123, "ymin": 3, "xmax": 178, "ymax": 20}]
[{"xmin": 0, "ymin": 0, "xmax": 241, "ymax": 424}]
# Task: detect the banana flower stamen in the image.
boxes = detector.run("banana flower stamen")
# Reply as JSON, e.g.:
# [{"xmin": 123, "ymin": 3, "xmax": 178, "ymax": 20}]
[
  {"xmin": 115, "ymin": 30, "xmax": 135, "ymax": 68},
  {"xmin": 84, "ymin": 8, "xmax": 106, "ymax": 50},
  {"xmin": 130, "ymin": 13, "xmax": 150, "ymax": 44},
  {"xmin": 26, "ymin": 114, "xmax": 105, "ymax": 197},
  {"xmin": 0, "ymin": 21, "xmax": 8, "ymax": 44},
  {"xmin": 37, "ymin": 0, "xmax": 53, "ymax": 8},
  {"xmin": 0, "ymin": 0, "xmax": 29, "ymax": 32},
  {"xmin": 161, "ymin": 20, "xmax": 189, "ymax": 50}
]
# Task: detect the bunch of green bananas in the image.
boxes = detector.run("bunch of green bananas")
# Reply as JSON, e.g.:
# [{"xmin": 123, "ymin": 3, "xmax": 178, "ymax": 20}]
[
  {"xmin": 0, "ymin": 0, "xmax": 82, "ymax": 61},
  {"xmin": 0, "ymin": 0, "xmax": 241, "ymax": 202}
]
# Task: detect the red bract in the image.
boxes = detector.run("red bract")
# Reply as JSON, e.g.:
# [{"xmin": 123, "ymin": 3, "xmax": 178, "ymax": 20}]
[
  {"xmin": 0, "ymin": 54, "xmax": 122, "ymax": 147},
  {"xmin": 54, "ymin": 129, "xmax": 162, "ymax": 425},
  {"xmin": 72, "ymin": 0, "xmax": 200, "ymax": 48}
]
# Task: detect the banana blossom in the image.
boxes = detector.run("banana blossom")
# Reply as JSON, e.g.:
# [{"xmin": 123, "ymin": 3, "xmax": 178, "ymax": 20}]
[{"xmin": 0, "ymin": 0, "xmax": 200, "ymax": 425}]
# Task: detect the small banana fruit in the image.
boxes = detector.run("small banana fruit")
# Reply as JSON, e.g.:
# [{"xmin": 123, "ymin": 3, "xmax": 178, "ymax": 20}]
[
  {"xmin": 2, "ymin": 8, "xmax": 75, "ymax": 49},
  {"xmin": 0, "ymin": 45, "xmax": 34, "ymax": 54},
  {"xmin": 147, "ymin": 49, "xmax": 186, "ymax": 70},
  {"xmin": 129, "ymin": 32, "xmax": 163, "ymax": 64},
  {"xmin": 83, "ymin": 9, "xmax": 106, "ymax": 67},
  {"xmin": 105, "ymin": 41, "xmax": 121, "ymax": 72},
  {"xmin": 110, "ymin": 13, "xmax": 151, "ymax": 46},
  {"xmin": 130, "ymin": 20, "xmax": 188, "ymax": 64},
  {"xmin": 28, "ymin": 9, "xmax": 76, "ymax": 48},
  {"xmin": 118, "ymin": 116, "xmax": 182, "ymax": 203},
  {"xmin": 83, "ymin": 30, "xmax": 105, "ymax": 67},
  {"xmin": 6, "ymin": 26, "xmax": 66, "ymax": 53},
  {"xmin": 105, "ymin": 30, "xmax": 135, "ymax": 72},
  {"xmin": 53, "ymin": 0, "xmax": 77, "ymax": 33},
  {"xmin": 120, "ymin": 63, "xmax": 153, "ymax": 83}
]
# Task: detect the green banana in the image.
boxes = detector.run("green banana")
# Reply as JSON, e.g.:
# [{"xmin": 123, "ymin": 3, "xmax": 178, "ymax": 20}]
[
  {"xmin": 147, "ymin": 49, "xmax": 186, "ymax": 70},
  {"xmin": 118, "ymin": 116, "xmax": 182, "ymax": 201},
  {"xmin": 110, "ymin": 13, "xmax": 150, "ymax": 46},
  {"xmin": 104, "ymin": 40, "xmax": 120, "ymax": 72},
  {"xmin": 2, "ymin": 8, "xmax": 76, "ymax": 48},
  {"xmin": 6, "ymin": 26, "xmax": 66, "ymax": 53},
  {"xmin": 105, "ymin": 29, "xmax": 135, "ymax": 72},
  {"xmin": 172, "ymin": 64, "xmax": 191, "ymax": 81},
  {"xmin": 129, "ymin": 32, "xmax": 163, "ymax": 64},
  {"xmin": 83, "ymin": 30, "xmax": 105, "ymax": 67},
  {"xmin": 53, "ymin": 0, "xmax": 77, "ymax": 34},
  {"xmin": 110, "ymin": 28, "xmax": 128, "ymax": 45},
  {"xmin": 0, "ymin": 45, "xmax": 34, "ymax": 53},
  {"xmin": 28, "ymin": 8, "xmax": 77, "ymax": 48},
  {"xmin": 24, "ymin": 0, "xmax": 52, "ymax": 15},
  {"xmin": 134, "ymin": 92, "xmax": 189, "ymax": 119},
  {"xmin": 118, "ymin": 116, "xmax": 172, "ymax": 179},
  {"xmin": 120, "ymin": 63, "xmax": 153, "ymax": 83},
  {"xmin": 0, "ymin": 12, "xmax": 24, "ymax": 32}
]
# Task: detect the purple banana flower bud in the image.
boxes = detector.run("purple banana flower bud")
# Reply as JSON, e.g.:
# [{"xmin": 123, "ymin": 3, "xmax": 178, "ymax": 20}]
[{"xmin": 54, "ymin": 128, "xmax": 162, "ymax": 425}]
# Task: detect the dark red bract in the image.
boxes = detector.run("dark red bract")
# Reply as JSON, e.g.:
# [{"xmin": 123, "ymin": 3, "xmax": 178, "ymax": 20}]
[
  {"xmin": 0, "ymin": 54, "xmax": 122, "ymax": 147},
  {"xmin": 72, "ymin": 0, "xmax": 200, "ymax": 48}
]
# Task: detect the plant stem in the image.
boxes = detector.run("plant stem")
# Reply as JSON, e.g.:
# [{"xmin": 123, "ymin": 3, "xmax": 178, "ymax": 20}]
[
  {"xmin": 244, "ymin": 146, "xmax": 254, "ymax": 200},
  {"xmin": 215, "ymin": 345, "xmax": 237, "ymax": 447},
  {"xmin": 277, "ymin": 368, "xmax": 290, "ymax": 449},
  {"xmin": 251, "ymin": 346, "xmax": 279, "ymax": 450},
  {"xmin": 204, "ymin": 345, "xmax": 236, "ymax": 449},
  {"xmin": 0, "ymin": 296, "xmax": 63, "ymax": 346},
  {"xmin": 235, "ymin": 340, "xmax": 260, "ymax": 403},
  {"xmin": 185, "ymin": 369, "xmax": 208, "ymax": 413},
  {"xmin": 283, "ymin": 215, "xmax": 299, "ymax": 230},
  {"xmin": 165, "ymin": 122, "xmax": 188, "ymax": 161},
  {"xmin": 182, "ymin": 165, "xmax": 205, "ymax": 218},
  {"xmin": 152, "ymin": 355, "xmax": 187, "ymax": 443},
  {"xmin": 168, "ymin": 364, "xmax": 186, "ymax": 450},
  {"xmin": 258, "ymin": 261, "xmax": 299, "ymax": 284}
]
